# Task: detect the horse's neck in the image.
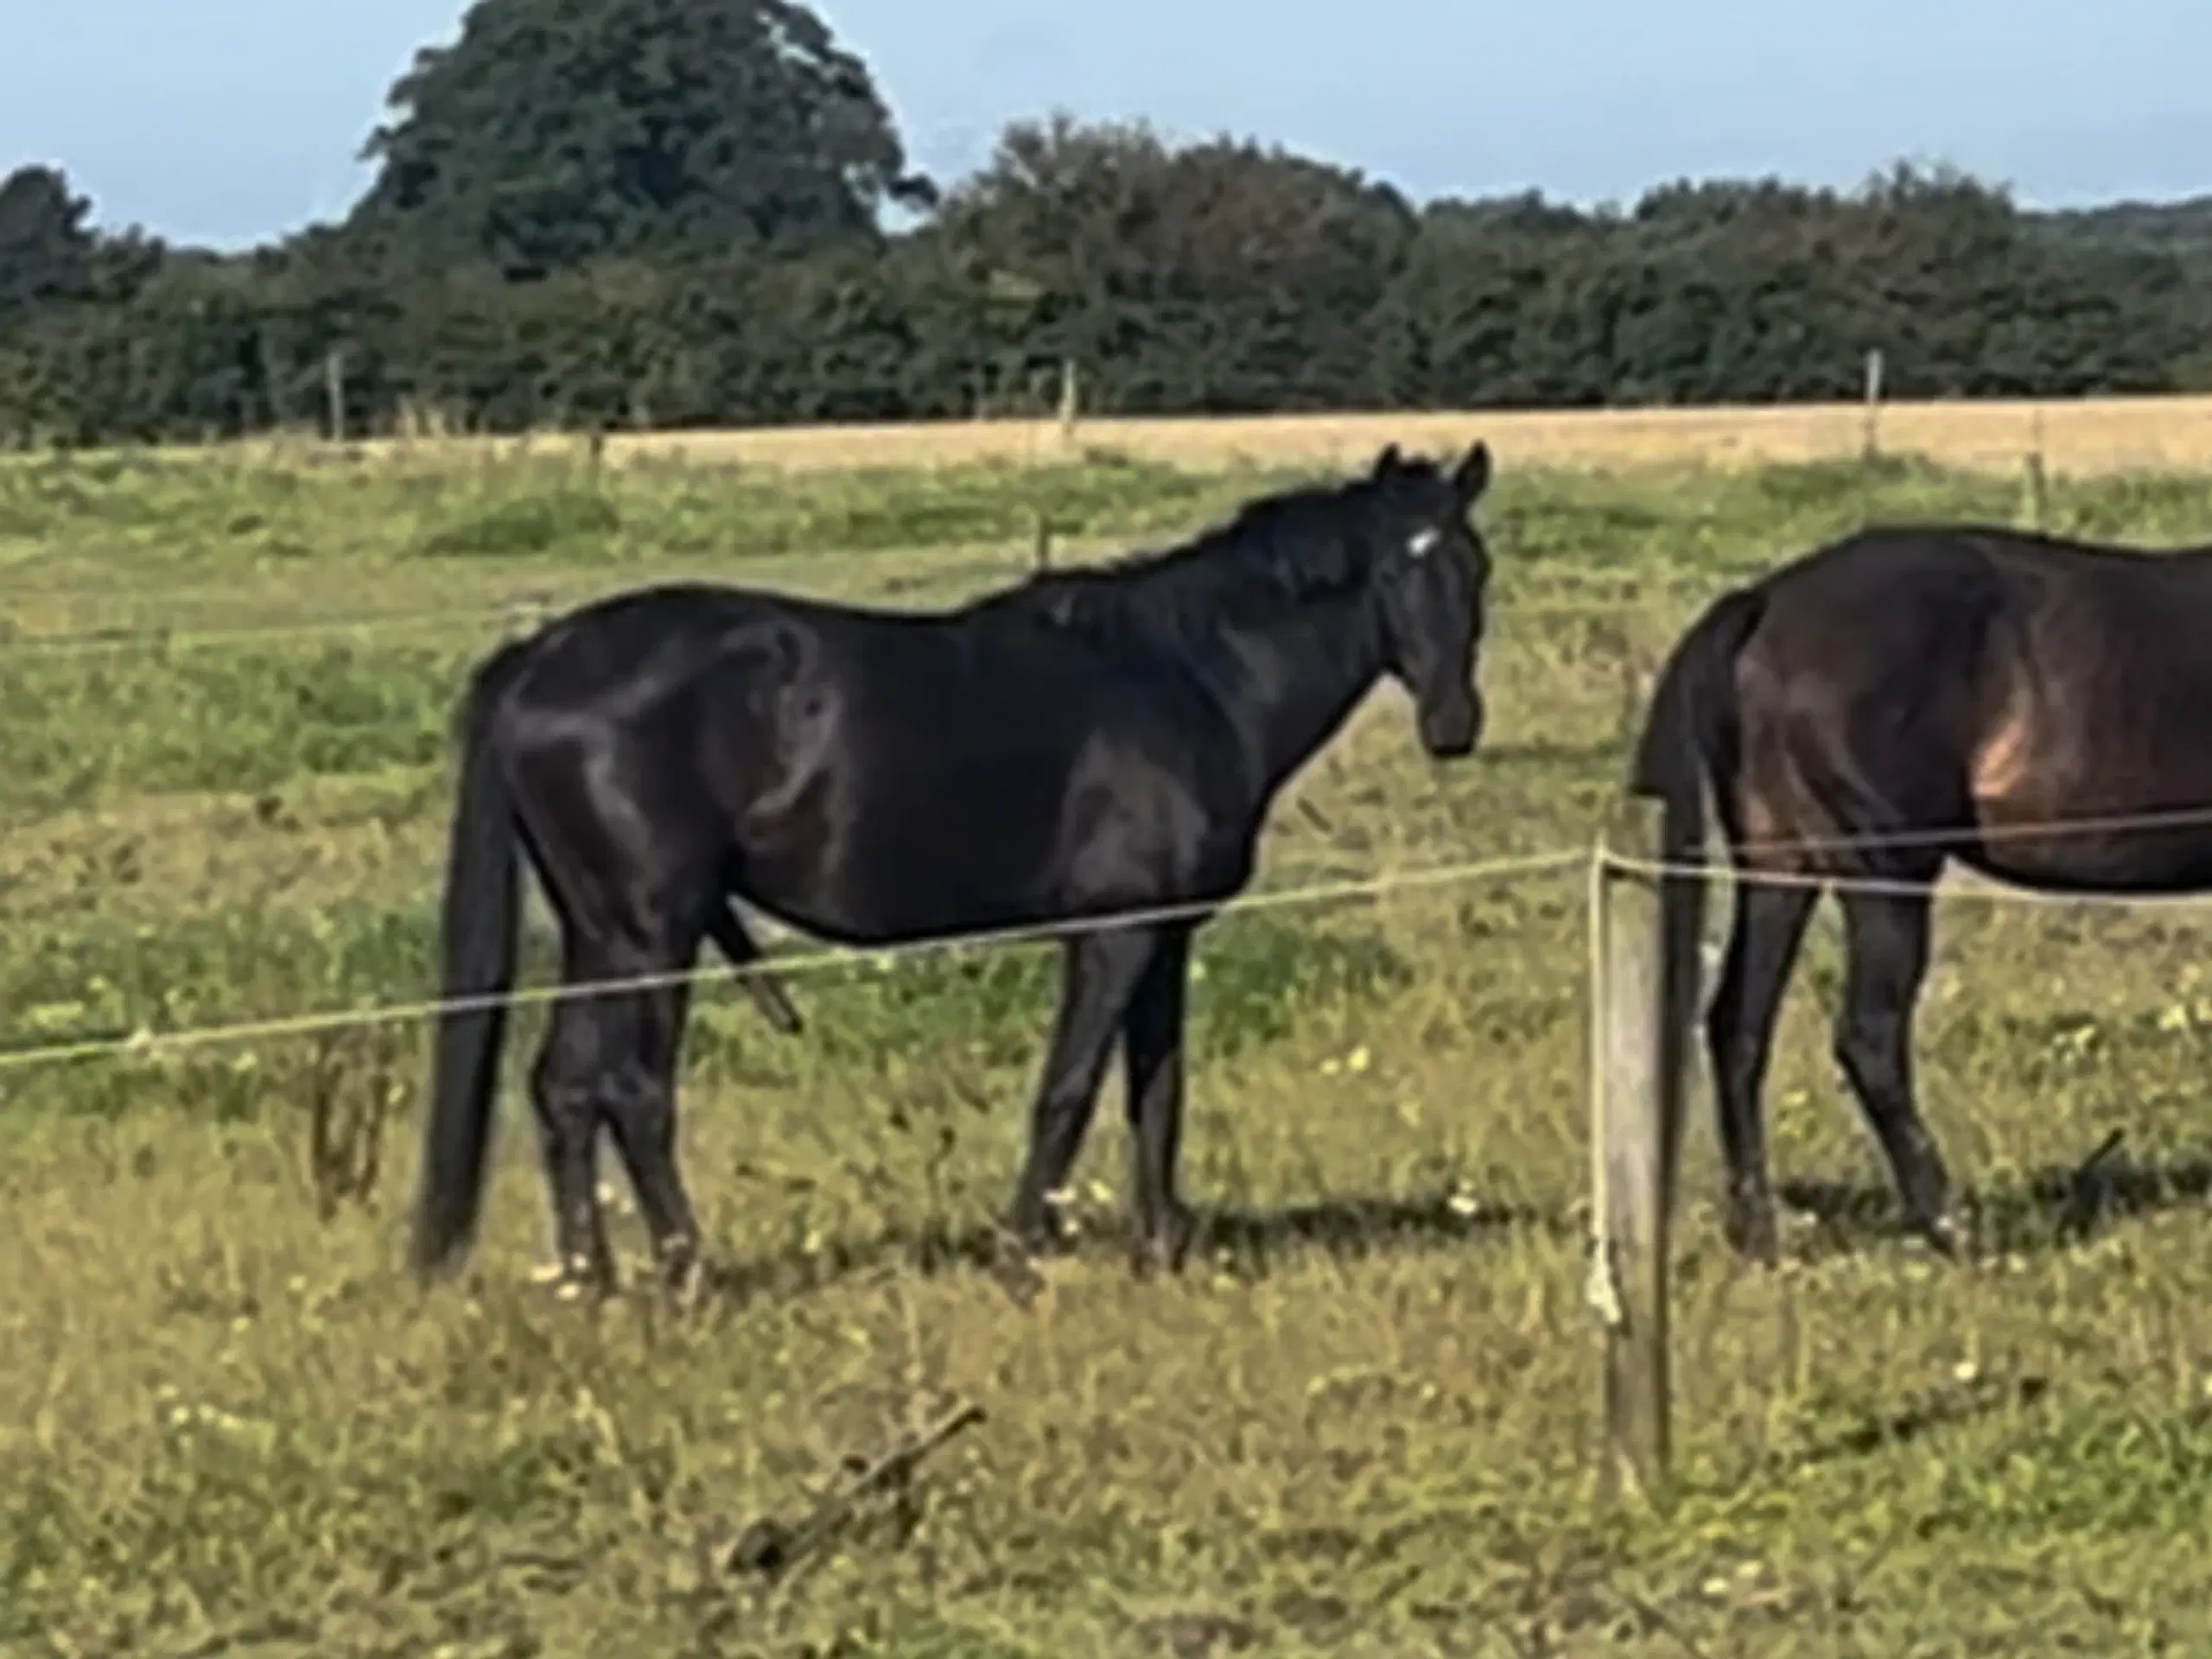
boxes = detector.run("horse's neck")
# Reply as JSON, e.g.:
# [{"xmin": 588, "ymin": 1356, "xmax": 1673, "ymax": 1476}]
[{"xmin": 1200, "ymin": 592, "xmax": 1386, "ymax": 801}]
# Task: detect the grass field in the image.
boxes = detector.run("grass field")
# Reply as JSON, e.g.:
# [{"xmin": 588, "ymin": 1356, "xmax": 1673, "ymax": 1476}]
[{"xmin": 5, "ymin": 438, "xmax": 2212, "ymax": 1655}]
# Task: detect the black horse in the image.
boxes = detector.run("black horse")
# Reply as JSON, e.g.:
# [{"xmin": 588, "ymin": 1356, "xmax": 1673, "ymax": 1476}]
[
  {"xmin": 1635, "ymin": 521, "xmax": 2212, "ymax": 1264},
  {"xmin": 410, "ymin": 441, "xmax": 1496, "ymax": 1295}
]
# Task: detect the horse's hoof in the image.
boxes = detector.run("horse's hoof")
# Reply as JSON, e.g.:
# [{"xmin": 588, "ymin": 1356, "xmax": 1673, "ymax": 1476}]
[
  {"xmin": 1128, "ymin": 1235, "xmax": 1181, "ymax": 1280},
  {"xmin": 1723, "ymin": 1200, "xmax": 1781, "ymax": 1268},
  {"xmin": 1006, "ymin": 1198, "xmax": 1074, "ymax": 1260},
  {"xmin": 535, "ymin": 1252, "xmax": 617, "ymax": 1302},
  {"xmin": 658, "ymin": 1248, "xmax": 707, "ymax": 1312},
  {"xmin": 1915, "ymin": 1209, "xmax": 1964, "ymax": 1261},
  {"xmin": 988, "ymin": 1236, "xmax": 1050, "ymax": 1309},
  {"xmin": 1133, "ymin": 1206, "xmax": 1196, "ymax": 1278},
  {"xmin": 547, "ymin": 1271, "xmax": 614, "ymax": 1306}
]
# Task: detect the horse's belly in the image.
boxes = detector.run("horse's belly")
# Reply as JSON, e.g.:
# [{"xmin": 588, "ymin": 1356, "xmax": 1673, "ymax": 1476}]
[
  {"xmin": 1962, "ymin": 833, "xmax": 2212, "ymax": 895},
  {"xmin": 1965, "ymin": 706, "xmax": 2212, "ymax": 891}
]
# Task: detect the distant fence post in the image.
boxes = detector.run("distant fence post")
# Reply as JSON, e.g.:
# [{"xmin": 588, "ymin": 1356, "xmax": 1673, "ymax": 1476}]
[
  {"xmin": 2024, "ymin": 408, "xmax": 2050, "ymax": 531},
  {"xmin": 1057, "ymin": 359, "xmax": 1081, "ymax": 449},
  {"xmin": 1586, "ymin": 797, "xmax": 1680, "ymax": 1504},
  {"xmin": 1860, "ymin": 348, "xmax": 1885, "ymax": 461},
  {"xmin": 506, "ymin": 592, "xmax": 552, "ymax": 641},
  {"xmin": 324, "ymin": 346, "xmax": 348, "ymax": 443}
]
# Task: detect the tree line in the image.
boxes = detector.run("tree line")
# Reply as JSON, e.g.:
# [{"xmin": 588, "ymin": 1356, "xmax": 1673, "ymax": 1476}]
[{"xmin": 4, "ymin": 0, "xmax": 2211, "ymax": 446}]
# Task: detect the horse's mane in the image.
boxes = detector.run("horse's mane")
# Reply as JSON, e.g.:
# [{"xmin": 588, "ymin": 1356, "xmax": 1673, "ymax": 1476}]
[{"xmin": 979, "ymin": 460, "xmax": 1440, "ymax": 660}]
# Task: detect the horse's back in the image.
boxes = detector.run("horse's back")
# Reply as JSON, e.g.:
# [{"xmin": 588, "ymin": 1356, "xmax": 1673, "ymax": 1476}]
[
  {"xmin": 1741, "ymin": 523, "xmax": 2212, "ymax": 698},
  {"xmin": 1732, "ymin": 525, "xmax": 2004, "ymax": 729},
  {"xmin": 512, "ymin": 583, "xmax": 1248, "ymax": 938}
]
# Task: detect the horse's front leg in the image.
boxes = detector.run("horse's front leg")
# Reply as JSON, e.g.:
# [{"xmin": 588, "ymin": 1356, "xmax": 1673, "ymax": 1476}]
[
  {"xmin": 1121, "ymin": 923, "xmax": 1197, "ymax": 1273},
  {"xmin": 1007, "ymin": 925, "xmax": 1163, "ymax": 1251}
]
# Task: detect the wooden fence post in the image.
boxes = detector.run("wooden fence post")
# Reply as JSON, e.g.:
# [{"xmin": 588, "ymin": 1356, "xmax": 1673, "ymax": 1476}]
[
  {"xmin": 324, "ymin": 346, "xmax": 348, "ymax": 443},
  {"xmin": 1860, "ymin": 348, "xmax": 1885, "ymax": 461},
  {"xmin": 506, "ymin": 592, "xmax": 551, "ymax": 642},
  {"xmin": 2024, "ymin": 407, "xmax": 2050, "ymax": 531},
  {"xmin": 1587, "ymin": 796, "xmax": 1680, "ymax": 1503},
  {"xmin": 1057, "ymin": 358, "xmax": 1081, "ymax": 448}
]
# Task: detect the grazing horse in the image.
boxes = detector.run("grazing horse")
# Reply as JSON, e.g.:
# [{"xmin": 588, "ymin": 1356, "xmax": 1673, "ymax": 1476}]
[
  {"xmin": 410, "ymin": 441, "xmax": 1497, "ymax": 1296},
  {"xmin": 1634, "ymin": 521, "xmax": 2212, "ymax": 1264}
]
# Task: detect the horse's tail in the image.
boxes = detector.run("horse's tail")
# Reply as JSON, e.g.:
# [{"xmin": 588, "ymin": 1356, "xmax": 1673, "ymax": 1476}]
[
  {"xmin": 410, "ymin": 639, "xmax": 535, "ymax": 1283},
  {"xmin": 1628, "ymin": 585, "xmax": 1765, "ymax": 1205}
]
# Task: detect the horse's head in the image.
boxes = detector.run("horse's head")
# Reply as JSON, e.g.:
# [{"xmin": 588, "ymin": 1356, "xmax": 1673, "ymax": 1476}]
[{"xmin": 1363, "ymin": 440, "xmax": 1492, "ymax": 759}]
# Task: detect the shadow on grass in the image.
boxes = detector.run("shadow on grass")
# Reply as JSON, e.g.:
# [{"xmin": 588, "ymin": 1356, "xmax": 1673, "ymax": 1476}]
[
  {"xmin": 1191, "ymin": 1191, "xmax": 1560, "ymax": 1271},
  {"xmin": 1475, "ymin": 737, "xmax": 1623, "ymax": 770},
  {"xmin": 1769, "ymin": 1370, "xmax": 2054, "ymax": 1476},
  {"xmin": 689, "ymin": 1188, "xmax": 1562, "ymax": 1313},
  {"xmin": 1773, "ymin": 1138, "xmax": 2212, "ymax": 1264}
]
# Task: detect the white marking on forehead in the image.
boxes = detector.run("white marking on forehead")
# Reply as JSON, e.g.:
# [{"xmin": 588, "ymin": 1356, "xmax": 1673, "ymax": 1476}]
[{"xmin": 1408, "ymin": 527, "xmax": 1441, "ymax": 558}]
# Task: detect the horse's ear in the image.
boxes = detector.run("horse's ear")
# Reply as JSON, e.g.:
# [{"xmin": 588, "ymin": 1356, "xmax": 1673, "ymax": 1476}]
[
  {"xmin": 1451, "ymin": 440, "xmax": 1492, "ymax": 505},
  {"xmin": 1370, "ymin": 443, "xmax": 1404, "ymax": 480}
]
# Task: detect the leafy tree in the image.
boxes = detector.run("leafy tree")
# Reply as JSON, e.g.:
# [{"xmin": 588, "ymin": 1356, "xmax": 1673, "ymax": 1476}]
[
  {"xmin": 1377, "ymin": 199, "xmax": 1608, "ymax": 406},
  {"xmin": 350, "ymin": 0, "xmax": 935, "ymax": 275},
  {"xmin": 0, "ymin": 166, "xmax": 96, "ymax": 322},
  {"xmin": 5, "ymin": 87, "xmax": 2211, "ymax": 444},
  {"xmin": 935, "ymin": 116, "xmax": 1418, "ymax": 411}
]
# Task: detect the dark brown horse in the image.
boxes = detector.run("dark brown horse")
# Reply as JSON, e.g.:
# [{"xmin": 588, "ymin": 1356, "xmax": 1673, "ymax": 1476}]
[
  {"xmin": 1633, "ymin": 523, "xmax": 2212, "ymax": 1262},
  {"xmin": 411, "ymin": 442, "xmax": 1495, "ymax": 1296}
]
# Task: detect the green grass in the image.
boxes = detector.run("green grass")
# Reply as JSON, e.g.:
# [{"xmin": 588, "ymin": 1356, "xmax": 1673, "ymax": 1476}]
[{"xmin": 4, "ymin": 444, "xmax": 2212, "ymax": 1655}]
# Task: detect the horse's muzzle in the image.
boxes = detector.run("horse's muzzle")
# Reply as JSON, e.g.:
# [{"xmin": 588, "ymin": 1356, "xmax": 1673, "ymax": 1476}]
[{"xmin": 1421, "ymin": 691, "xmax": 1483, "ymax": 759}]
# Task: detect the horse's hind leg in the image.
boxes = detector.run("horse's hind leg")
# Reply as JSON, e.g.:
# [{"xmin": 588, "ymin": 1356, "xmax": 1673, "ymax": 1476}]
[
  {"xmin": 529, "ymin": 990, "xmax": 621, "ymax": 1297},
  {"xmin": 530, "ymin": 925, "xmax": 709, "ymax": 1298},
  {"xmin": 512, "ymin": 756, "xmax": 718, "ymax": 1298},
  {"xmin": 1832, "ymin": 885, "xmax": 1957, "ymax": 1256},
  {"xmin": 595, "ymin": 931, "xmax": 710, "ymax": 1295},
  {"xmin": 1707, "ymin": 880, "xmax": 1817, "ymax": 1263},
  {"xmin": 1008, "ymin": 925, "xmax": 1164, "ymax": 1250}
]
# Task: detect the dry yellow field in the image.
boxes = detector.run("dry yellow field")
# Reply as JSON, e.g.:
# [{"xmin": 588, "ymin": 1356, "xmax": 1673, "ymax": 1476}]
[{"xmin": 253, "ymin": 391, "xmax": 2212, "ymax": 479}]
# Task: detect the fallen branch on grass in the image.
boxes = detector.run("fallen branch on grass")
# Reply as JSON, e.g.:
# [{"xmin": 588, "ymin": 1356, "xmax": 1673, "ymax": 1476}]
[
  {"xmin": 2051, "ymin": 1127, "xmax": 2128, "ymax": 1243},
  {"xmin": 727, "ymin": 1400, "xmax": 988, "ymax": 1581}
]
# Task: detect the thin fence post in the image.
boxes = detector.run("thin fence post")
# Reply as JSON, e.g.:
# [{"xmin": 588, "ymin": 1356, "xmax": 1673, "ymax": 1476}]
[
  {"xmin": 1057, "ymin": 359, "xmax": 1080, "ymax": 448},
  {"xmin": 2024, "ymin": 408, "xmax": 2050, "ymax": 531},
  {"xmin": 1586, "ymin": 797, "xmax": 1677, "ymax": 1504},
  {"xmin": 506, "ymin": 592, "xmax": 551, "ymax": 641},
  {"xmin": 324, "ymin": 346, "xmax": 348, "ymax": 443},
  {"xmin": 1858, "ymin": 345, "xmax": 1893, "ymax": 462},
  {"xmin": 1860, "ymin": 348, "xmax": 1885, "ymax": 462}
]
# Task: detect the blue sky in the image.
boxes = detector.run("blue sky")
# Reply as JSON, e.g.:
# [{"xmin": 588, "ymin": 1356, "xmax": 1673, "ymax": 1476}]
[{"xmin": 3, "ymin": 0, "xmax": 2209, "ymax": 248}]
